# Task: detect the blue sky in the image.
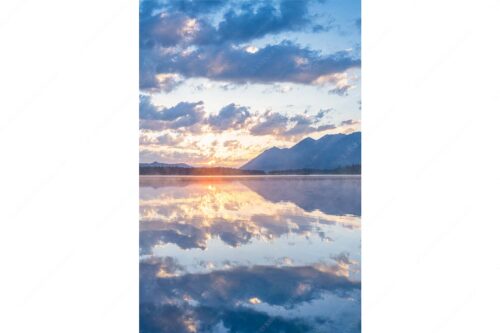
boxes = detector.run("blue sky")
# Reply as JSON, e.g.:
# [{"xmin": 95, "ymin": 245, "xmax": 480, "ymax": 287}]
[{"xmin": 139, "ymin": 0, "xmax": 361, "ymax": 166}]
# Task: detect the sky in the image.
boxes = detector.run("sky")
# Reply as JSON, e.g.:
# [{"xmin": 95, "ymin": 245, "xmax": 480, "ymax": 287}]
[{"xmin": 139, "ymin": 0, "xmax": 361, "ymax": 167}]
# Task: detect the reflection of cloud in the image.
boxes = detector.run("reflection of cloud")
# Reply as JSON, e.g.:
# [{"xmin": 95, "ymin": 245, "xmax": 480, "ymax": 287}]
[
  {"xmin": 150, "ymin": 264, "xmax": 359, "ymax": 307},
  {"xmin": 140, "ymin": 178, "xmax": 360, "ymax": 252},
  {"xmin": 140, "ymin": 303, "xmax": 315, "ymax": 333},
  {"xmin": 140, "ymin": 259, "xmax": 360, "ymax": 333}
]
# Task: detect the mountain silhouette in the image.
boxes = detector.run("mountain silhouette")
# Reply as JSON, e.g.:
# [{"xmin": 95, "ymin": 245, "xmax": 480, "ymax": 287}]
[{"xmin": 240, "ymin": 132, "xmax": 361, "ymax": 171}]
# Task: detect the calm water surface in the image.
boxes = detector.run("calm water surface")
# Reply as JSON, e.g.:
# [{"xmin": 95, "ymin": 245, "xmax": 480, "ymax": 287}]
[{"xmin": 140, "ymin": 176, "xmax": 361, "ymax": 333}]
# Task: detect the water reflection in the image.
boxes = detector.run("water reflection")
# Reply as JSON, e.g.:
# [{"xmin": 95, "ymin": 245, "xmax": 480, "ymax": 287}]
[{"xmin": 140, "ymin": 176, "xmax": 361, "ymax": 333}]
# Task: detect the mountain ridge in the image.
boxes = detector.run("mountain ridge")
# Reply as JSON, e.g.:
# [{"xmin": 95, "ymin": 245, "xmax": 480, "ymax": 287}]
[
  {"xmin": 240, "ymin": 132, "xmax": 361, "ymax": 172},
  {"xmin": 140, "ymin": 162, "xmax": 192, "ymax": 168}
]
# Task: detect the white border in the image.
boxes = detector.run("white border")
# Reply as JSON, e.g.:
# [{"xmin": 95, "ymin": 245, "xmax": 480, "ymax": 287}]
[
  {"xmin": 0, "ymin": 1, "xmax": 138, "ymax": 332},
  {"xmin": 363, "ymin": 0, "xmax": 500, "ymax": 332}
]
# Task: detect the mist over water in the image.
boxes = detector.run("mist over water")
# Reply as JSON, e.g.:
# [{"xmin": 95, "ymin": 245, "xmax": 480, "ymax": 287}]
[{"xmin": 140, "ymin": 176, "xmax": 361, "ymax": 333}]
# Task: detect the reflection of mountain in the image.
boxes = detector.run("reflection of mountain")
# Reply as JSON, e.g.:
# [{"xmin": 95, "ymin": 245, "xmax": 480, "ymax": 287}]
[
  {"xmin": 241, "ymin": 176, "xmax": 361, "ymax": 216},
  {"xmin": 140, "ymin": 256, "xmax": 361, "ymax": 333},
  {"xmin": 241, "ymin": 132, "xmax": 361, "ymax": 172}
]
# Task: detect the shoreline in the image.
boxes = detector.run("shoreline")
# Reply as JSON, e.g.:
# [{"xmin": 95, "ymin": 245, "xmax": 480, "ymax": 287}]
[{"xmin": 139, "ymin": 174, "xmax": 361, "ymax": 178}]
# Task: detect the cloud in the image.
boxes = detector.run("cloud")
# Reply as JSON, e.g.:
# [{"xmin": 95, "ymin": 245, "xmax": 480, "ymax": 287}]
[
  {"xmin": 249, "ymin": 111, "xmax": 289, "ymax": 136},
  {"xmin": 152, "ymin": 41, "xmax": 359, "ymax": 85},
  {"xmin": 140, "ymin": 95, "xmax": 204, "ymax": 129},
  {"xmin": 216, "ymin": 0, "xmax": 313, "ymax": 44},
  {"xmin": 139, "ymin": 0, "xmax": 359, "ymax": 91},
  {"xmin": 140, "ymin": 0, "xmax": 317, "ymax": 49},
  {"xmin": 284, "ymin": 115, "xmax": 336, "ymax": 137},
  {"xmin": 157, "ymin": 132, "xmax": 183, "ymax": 145},
  {"xmin": 208, "ymin": 103, "xmax": 251, "ymax": 131},
  {"xmin": 328, "ymin": 85, "xmax": 351, "ymax": 96},
  {"xmin": 340, "ymin": 119, "xmax": 360, "ymax": 126},
  {"xmin": 139, "ymin": 132, "xmax": 183, "ymax": 146},
  {"xmin": 139, "ymin": 133, "xmax": 158, "ymax": 145},
  {"xmin": 250, "ymin": 109, "xmax": 336, "ymax": 138},
  {"xmin": 313, "ymin": 72, "xmax": 355, "ymax": 96},
  {"xmin": 139, "ymin": 97, "xmax": 338, "ymax": 143},
  {"xmin": 140, "ymin": 11, "xmax": 218, "ymax": 49},
  {"xmin": 223, "ymin": 140, "xmax": 241, "ymax": 149},
  {"xmin": 263, "ymin": 84, "xmax": 294, "ymax": 94},
  {"xmin": 165, "ymin": 0, "xmax": 227, "ymax": 16}
]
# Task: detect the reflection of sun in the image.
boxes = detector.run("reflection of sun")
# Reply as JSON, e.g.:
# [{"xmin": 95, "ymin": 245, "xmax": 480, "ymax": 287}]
[{"xmin": 140, "ymin": 181, "xmax": 360, "ymax": 248}]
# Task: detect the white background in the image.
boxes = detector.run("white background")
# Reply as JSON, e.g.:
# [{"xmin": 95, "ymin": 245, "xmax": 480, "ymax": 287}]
[{"xmin": 0, "ymin": 0, "xmax": 499, "ymax": 332}]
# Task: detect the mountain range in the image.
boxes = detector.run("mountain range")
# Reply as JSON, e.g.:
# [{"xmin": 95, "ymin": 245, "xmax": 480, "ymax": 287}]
[
  {"xmin": 240, "ymin": 132, "xmax": 361, "ymax": 172},
  {"xmin": 140, "ymin": 162, "xmax": 192, "ymax": 168}
]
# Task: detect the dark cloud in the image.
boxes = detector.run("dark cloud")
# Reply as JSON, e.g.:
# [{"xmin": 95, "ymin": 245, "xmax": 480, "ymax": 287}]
[
  {"xmin": 208, "ymin": 103, "xmax": 251, "ymax": 131},
  {"xmin": 284, "ymin": 117, "xmax": 336, "ymax": 137},
  {"xmin": 328, "ymin": 85, "xmax": 351, "ymax": 96},
  {"xmin": 250, "ymin": 111, "xmax": 289, "ymax": 136},
  {"xmin": 340, "ymin": 119, "xmax": 359, "ymax": 126},
  {"xmin": 216, "ymin": 0, "xmax": 313, "ymax": 44},
  {"xmin": 140, "ymin": 11, "xmax": 218, "ymax": 49},
  {"xmin": 140, "ymin": 0, "xmax": 317, "ymax": 49},
  {"xmin": 139, "ymin": 95, "xmax": 204, "ymax": 129},
  {"xmin": 154, "ymin": 41, "xmax": 359, "ymax": 85},
  {"xmin": 167, "ymin": 0, "xmax": 227, "ymax": 16},
  {"xmin": 250, "ymin": 109, "xmax": 336, "ymax": 138},
  {"xmin": 140, "ymin": 11, "xmax": 186, "ymax": 48}
]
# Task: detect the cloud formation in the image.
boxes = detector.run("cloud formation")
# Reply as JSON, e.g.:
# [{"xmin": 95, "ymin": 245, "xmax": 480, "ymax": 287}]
[
  {"xmin": 140, "ymin": 257, "xmax": 361, "ymax": 333},
  {"xmin": 139, "ymin": 0, "xmax": 360, "ymax": 92},
  {"xmin": 208, "ymin": 103, "xmax": 251, "ymax": 131},
  {"xmin": 250, "ymin": 109, "xmax": 335, "ymax": 138},
  {"xmin": 139, "ymin": 95, "xmax": 204, "ymax": 129},
  {"xmin": 152, "ymin": 41, "xmax": 359, "ymax": 86},
  {"xmin": 140, "ymin": 0, "xmax": 317, "ymax": 49},
  {"xmin": 215, "ymin": 0, "xmax": 313, "ymax": 44}
]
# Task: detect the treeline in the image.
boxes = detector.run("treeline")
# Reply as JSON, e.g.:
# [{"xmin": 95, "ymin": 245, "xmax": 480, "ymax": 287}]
[
  {"xmin": 139, "ymin": 164, "xmax": 361, "ymax": 175},
  {"xmin": 267, "ymin": 164, "xmax": 361, "ymax": 175},
  {"xmin": 139, "ymin": 166, "xmax": 265, "ymax": 176}
]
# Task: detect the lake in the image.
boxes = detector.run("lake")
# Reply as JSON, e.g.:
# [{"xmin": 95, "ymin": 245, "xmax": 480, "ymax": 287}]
[{"xmin": 140, "ymin": 175, "xmax": 361, "ymax": 333}]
